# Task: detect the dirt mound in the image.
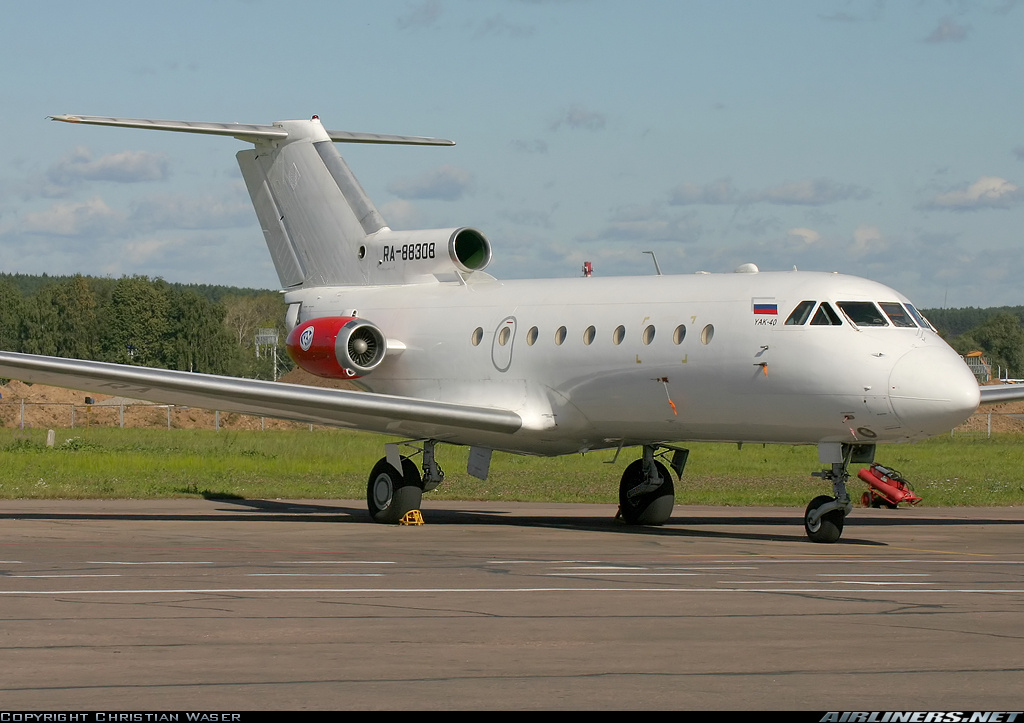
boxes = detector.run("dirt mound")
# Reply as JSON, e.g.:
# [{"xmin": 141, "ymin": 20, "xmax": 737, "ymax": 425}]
[{"xmin": 0, "ymin": 372, "xmax": 357, "ymax": 431}]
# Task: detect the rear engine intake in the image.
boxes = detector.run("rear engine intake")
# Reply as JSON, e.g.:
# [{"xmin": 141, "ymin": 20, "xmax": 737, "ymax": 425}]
[{"xmin": 285, "ymin": 316, "xmax": 386, "ymax": 379}]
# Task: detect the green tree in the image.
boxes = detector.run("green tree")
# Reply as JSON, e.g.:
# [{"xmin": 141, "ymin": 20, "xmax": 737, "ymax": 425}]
[
  {"xmin": 968, "ymin": 312, "xmax": 1024, "ymax": 378},
  {"xmin": 165, "ymin": 289, "xmax": 237, "ymax": 374},
  {"xmin": 20, "ymin": 285, "xmax": 62, "ymax": 356},
  {"xmin": 0, "ymin": 280, "xmax": 23, "ymax": 352},
  {"xmin": 50, "ymin": 275, "xmax": 99, "ymax": 359},
  {"xmin": 99, "ymin": 276, "xmax": 171, "ymax": 367}
]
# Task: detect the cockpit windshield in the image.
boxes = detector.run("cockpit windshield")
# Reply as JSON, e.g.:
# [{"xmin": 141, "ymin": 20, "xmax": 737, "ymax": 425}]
[
  {"xmin": 837, "ymin": 301, "xmax": 887, "ymax": 327},
  {"xmin": 784, "ymin": 299, "xmax": 934, "ymax": 330},
  {"xmin": 879, "ymin": 302, "xmax": 916, "ymax": 328}
]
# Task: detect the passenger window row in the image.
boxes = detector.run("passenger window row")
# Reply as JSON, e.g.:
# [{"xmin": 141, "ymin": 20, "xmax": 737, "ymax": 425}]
[{"xmin": 471, "ymin": 323, "xmax": 716, "ymax": 347}]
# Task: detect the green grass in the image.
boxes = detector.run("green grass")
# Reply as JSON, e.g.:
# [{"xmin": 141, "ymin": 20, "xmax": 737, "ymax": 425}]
[{"xmin": 1, "ymin": 427, "xmax": 1022, "ymax": 506}]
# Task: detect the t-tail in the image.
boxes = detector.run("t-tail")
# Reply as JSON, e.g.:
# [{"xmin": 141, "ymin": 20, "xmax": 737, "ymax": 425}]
[{"xmin": 49, "ymin": 114, "xmax": 494, "ymax": 288}]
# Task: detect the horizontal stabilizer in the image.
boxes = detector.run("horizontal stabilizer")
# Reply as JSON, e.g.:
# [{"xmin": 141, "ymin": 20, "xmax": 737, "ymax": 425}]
[{"xmin": 50, "ymin": 115, "xmax": 454, "ymax": 146}]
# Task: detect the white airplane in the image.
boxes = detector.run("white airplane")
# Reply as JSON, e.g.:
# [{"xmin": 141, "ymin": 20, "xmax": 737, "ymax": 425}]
[{"xmin": 1, "ymin": 114, "xmax": 1019, "ymax": 543}]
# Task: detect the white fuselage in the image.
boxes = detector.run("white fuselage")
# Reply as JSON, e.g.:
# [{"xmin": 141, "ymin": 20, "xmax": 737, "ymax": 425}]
[{"xmin": 286, "ymin": 269, "xmax": 981, "ymax": 456}]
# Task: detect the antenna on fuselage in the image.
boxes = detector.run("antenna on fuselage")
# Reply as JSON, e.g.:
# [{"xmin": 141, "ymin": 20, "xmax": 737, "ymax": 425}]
[{"xmin": 643, "ymin": 251, "xmax": 663, "ymax": 276}]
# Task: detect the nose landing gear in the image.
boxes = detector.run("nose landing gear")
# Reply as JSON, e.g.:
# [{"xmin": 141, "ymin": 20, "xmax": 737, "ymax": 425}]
[{"xmin": 805, "ymin": 443, "xmax": 872, "ymax": 543}]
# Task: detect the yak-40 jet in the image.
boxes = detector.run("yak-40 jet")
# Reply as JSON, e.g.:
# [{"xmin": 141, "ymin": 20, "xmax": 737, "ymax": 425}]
[{"xmin": 2, "ymin": 114, "xmax": 1020, "ymax": 543}]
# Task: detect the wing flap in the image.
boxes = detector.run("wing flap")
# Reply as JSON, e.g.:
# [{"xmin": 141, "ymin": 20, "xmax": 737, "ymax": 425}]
[{"xmin": 0, "ymin": 352, "xmax": 521, "ymax": 436}]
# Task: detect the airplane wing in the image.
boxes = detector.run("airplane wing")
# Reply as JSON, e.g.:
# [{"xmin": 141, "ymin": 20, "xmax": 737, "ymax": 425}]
[
  {"xmin": 979, "ymin": 384, "xmax": 1024, "ymax": 404},
  {"xmin": 0, "ymin": 351, "xmax": 521, "ymax": 437}
]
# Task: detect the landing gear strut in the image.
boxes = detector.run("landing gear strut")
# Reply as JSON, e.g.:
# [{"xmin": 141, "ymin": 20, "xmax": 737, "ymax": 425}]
[
  {"xmin": 618, "ymin": 445, "xmax": 688, "ymax": 526},
  {"xmin": 366, "ymin": 440, "xmax": 444, "ymax": 524},
  {"xmin": 804, "ymin": 443, "xmax": 869, "ymax": 543}
]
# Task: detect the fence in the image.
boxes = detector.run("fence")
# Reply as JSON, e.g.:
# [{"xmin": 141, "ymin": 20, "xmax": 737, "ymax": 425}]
[
  {"xmin": 0, "ymin": 401, "xmax": 316, "ymax": 432},
  {"xmin": 3, "ymin": 400, "xmax": 1022, "ymax": 437}
]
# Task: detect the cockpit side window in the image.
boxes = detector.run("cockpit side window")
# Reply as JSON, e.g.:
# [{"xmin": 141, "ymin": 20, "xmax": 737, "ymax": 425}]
[
  {"xmin": 879, "ymin": 302, "xmax": 917, "ymax": 328},
  {"xmin": 785, "ymin": 300, "xmax": 815, "ymax": 325},
  {"xmin": 810, "ymin": 302, "xmax": 842, "ymax": 326},
  {"xmin": 837, "ymin": 301, "xmax": 887, "ymax": 327},
  {"xmin": 904, "ymin": 304, "xmax": 935, "ymax": 331}
]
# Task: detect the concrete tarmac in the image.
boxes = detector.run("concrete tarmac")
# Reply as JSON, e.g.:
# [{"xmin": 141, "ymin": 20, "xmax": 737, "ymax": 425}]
[{"xmin": 1, "ymin": 498, "xmax": 1023, "ymax": 710}]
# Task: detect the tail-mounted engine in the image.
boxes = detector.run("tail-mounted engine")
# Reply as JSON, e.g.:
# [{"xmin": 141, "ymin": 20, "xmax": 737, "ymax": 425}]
[
  {"xmin": 285, "ymin": 316, "xmax": 386, "ymax": 379},
  {"xmin": 369, "ymin": 227, "xmax": 492, "ymax": 280}
]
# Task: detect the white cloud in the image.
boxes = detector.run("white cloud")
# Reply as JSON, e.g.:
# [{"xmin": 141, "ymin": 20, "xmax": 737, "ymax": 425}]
[
  {"xmin": 549, "ymin": 104, "xmax": 607, "ymax": 132},
  {"xmin": 788, "ymin": 227, "xmax": 821, "ymax": 245},
  {"xmin": 510, "ymin": 138, "xmax": 549, "ymax": 154},
  {"xmin": 388, "ymin": 165, "xmax": 475, "ymax": 201},
  {"xmin": 395, "ymin": 0, "xmax": 442, "ymax": 29},
  {"xmin": 47, "ymin": 147, "xmax": 169, "ymax": 186},
  {"xmin": 474, "ymin": 15, "xmax": 535, "ymax": 38},
  {"xmin": 21, "ymin": 197, "xmax": 124, "ymax": 236},
  {"xmin": 670, "ymin": 178, "xmax": 739, "ymax": 205},
  {"xmin": 925, "ymin": 17, "xmax": 970, "ymax": 43},
  {"xmin": 670, "ymin": 178, "xmax": 869, "ymax": 207},
  {"xmin": 129, "ymin": 193, "xmax": 252, "ymax": 230},
  {"xmin": 378, "ymin": 200, "xmax": 425, "ymax": 229},
  {"xmin": 852, "ymin": 224, "xmax": 884, "ymax": 253},
  {"xmin": 924, "ymin": 176, "xmax": 1023, "ymax": 211}
]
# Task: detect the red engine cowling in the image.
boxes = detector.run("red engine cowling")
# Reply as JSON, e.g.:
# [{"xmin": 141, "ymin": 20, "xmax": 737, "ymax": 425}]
[{"xmin": 285, "ymin": 316, "xmax": 386, "ymax": 379}]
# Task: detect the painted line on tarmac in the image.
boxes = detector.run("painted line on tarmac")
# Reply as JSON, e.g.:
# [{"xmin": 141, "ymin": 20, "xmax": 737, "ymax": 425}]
[{"xmin": 3, "ymin": 586, "xmax": 1024, "ymax": 595}]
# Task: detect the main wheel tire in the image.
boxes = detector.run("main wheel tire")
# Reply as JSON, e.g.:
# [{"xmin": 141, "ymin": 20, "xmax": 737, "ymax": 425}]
[
  {"xmin": 367, "ymin": 456, "xmax": 423, "ymax": 524},
  {"xmin": 804, "ymin": 495, "xmax": 845, "ymax": 543},
  {"xmin": 618, "ymin": 459, "xmax": 675, "ymax": 526}
]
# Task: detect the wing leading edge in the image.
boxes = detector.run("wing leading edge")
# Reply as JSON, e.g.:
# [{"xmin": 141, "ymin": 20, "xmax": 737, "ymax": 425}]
[
  {"xmin": 0, "ymin": 352, "xmax": 522, "ymax": 437},
  {"xmin": 978, "ymin": 384, "xmax": 1024, "ymax": 404}
]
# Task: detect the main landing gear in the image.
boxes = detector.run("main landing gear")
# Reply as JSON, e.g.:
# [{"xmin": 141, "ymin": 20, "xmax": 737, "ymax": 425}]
[
  {"xmin": 618, "ymin": 444, "xmax": 689, "ymax": 526},
  {"xmin": 804, "ymin": 443, "xmax": 872, "ymax": 543},
  {"xmin": 366, "ymin": 440, "xmax": 444, "ymax": 524}
]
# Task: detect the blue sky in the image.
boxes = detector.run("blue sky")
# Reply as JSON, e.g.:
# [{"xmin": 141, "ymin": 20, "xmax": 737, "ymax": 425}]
[{"xmin": 2, "ymin": 0, "xmax": 1022, "ymax": 308}]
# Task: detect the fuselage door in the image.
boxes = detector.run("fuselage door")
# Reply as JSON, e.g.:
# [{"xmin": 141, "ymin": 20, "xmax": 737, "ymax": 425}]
[{"xmin": 491, "ymin": 316, "xmax": 517, "ymax": 373}]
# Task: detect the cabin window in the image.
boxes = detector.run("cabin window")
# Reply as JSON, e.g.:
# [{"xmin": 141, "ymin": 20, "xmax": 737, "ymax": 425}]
[
  {"xmin": 701, "ymin": 324, "xmax": 714, "ymax": 345},
  {"xmin": 583, "ymin": 325, "xmax": 596, "ymax": 345},
  {"xmin": 471, "ymin": 327, "xmax": 483, "ymax": 346},
  {"xmin": 497, "ymin": 326, "xmax": 511, "ymax": 345},
  {"xmin": 642, "ymin": 325, "xmax": 656, "ymax": 345},
  {"xmin": 785, "ymin": 300, "xmax": 815, "ymax": 325},
  {"xmin": 810, "ymin": 303, "xmax": 842, "ymax": 326},
  {"xmin": 673, "ymin": 324, "xmax": 686, "ymax": 344},
  {"xmin": 612, "ymin": 325, "xmax": 625, "ymax": 345},
  {"xmin": 879, "ymin": 302, "xmax": 917, "ymax": 328},
  {"xmin": 526, "ymin": 326, "xmax": 539, "ymax": 346},
  {"xmin": 838, "ymin": 301, "xmax": 887, "ymax": 327},
  {"xmin": 555, "ymin": 326, "xmax": 567, "ymax": 345}
]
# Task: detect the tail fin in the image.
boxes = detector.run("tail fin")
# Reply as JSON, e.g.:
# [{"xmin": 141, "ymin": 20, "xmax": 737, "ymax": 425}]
[{"xmin": 49, "ymin": 115, "xmax": 488, "ymax": 289}]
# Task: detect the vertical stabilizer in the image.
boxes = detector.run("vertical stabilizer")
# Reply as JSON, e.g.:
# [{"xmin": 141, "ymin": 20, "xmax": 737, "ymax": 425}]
[
  {"xmin": 236, "ymin": 119, "xmax": 375, "ymax": 287},
  {"xmin": 49, "ymin": 114, "xmax": 465, "ymax": 289}
]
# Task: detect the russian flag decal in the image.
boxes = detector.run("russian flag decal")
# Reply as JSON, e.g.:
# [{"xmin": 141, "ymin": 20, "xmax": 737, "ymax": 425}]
[{"xmin": 752, "ymin": 298, "xmax": 778, "ymax": 315}]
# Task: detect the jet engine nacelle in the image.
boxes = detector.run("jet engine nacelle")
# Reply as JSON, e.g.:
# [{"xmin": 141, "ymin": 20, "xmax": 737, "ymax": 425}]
[
  {"xmin": 371, "ymin": 227, "xmax": 492, "ymax": 277},
  {"xmin": 285, "ymin": 316, "xmax": 386, "ymax": 379}
]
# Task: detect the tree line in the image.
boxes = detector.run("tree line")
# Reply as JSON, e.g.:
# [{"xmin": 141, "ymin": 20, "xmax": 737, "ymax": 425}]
[
  {"xmin": 921, "ymin": 306, "xmax": 1024, "ymax": 378},
  {"xmin": 0, "ymin": 273, "xmax": 291, "ymax": 380},
  {"xmin": 1, "ymin": 272, "xmax": 1021, "ymax": 381}
]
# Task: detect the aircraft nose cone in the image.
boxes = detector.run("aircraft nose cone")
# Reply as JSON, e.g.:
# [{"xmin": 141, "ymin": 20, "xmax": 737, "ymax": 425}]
[{"xmin": 888, "ymin": 345, "xmax": 980, "ymax": 436}]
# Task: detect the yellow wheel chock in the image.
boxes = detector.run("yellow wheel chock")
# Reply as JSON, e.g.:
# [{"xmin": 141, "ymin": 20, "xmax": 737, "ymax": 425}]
[{"xmin": 399, "ymin": 510, "xmax": 424, "ymax": 525}]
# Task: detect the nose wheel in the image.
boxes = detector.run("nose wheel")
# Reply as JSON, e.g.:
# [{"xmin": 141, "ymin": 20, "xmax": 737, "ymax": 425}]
[
  {"xmin": 804, "ymin": 495, "xmax": 845, "ymax": 543},
  {"xmin": 805, "ymin": 444, "xmax": 861, "ymax": 543}
]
